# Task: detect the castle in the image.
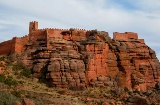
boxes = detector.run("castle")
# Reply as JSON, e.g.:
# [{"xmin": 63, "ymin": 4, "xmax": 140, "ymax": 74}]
[
  {"xmin": 0, "ymin": 21, "xmax": 142, "ymax": 55},
  {"xmin": 0, "ymin": 21, "xmax": 159, "ymax": 91}
]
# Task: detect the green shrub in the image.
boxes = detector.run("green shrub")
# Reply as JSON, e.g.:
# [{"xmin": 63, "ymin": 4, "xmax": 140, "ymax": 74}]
[
  {"xmin": 0, "ymin": 74, "xmax": 18, "ymax": 86},
  {"xmin": 12, "ymin": 65, "xmax": 32, "ymax": 78},
  {"xmin": 0, "ymin": 56, "xmax": 5, "ymax": 61},
  {"xmin": 22, "ymin": 67, "xmax": 32, "ymax": 77},
  {"xmin": 39, "ymin": 73, "xmax": 47, "ymax": 83},
  {"xmin": 12, "ymin": 65, "xmax": 23, "ymax": 71},
  {"xmin": 4, "ymin": 75, "xmax": 18, "ymax": 86},
  {"xmin": 12, "ymin": 89, "xmax": 25, "ymax": 98},
  {"xmin": 0, "ymin": 74, "xmax": 5, "ymax": 82}
]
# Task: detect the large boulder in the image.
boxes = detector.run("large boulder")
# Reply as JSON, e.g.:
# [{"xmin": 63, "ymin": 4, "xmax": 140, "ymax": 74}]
[
  {"xmin": 127, "ymin": 95, "xmax": 150, "ymax": 105},
  {"xmin": 22, "ymin": 98, "xmax": 35, "ymax": 105}
]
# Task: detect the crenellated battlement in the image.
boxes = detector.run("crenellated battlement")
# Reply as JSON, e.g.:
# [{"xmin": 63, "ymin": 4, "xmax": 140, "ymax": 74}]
[
  {"xmin": 70, "ymin": 28, "xmax": 86, "ymax": 31},
  {"xmin": 13, "ymin": 35, "xmax": 28, "ymax": 40},
  {"xmin": 43, "ymin": 28, "xmax": 70, "ymax": 31},
  {"xmin": 37, "ymin": 28, "xmax": 90, "ymax": 31},
  {"xmin": 29, "ymin": 21, "xmax": 38, "ymax": 33},
  {"xmin": 0, "ymin": 39, "xmax": 13, "ymax": 45}
]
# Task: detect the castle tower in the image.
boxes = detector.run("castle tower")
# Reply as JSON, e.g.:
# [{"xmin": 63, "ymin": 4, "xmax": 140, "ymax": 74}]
[{"xmin": 29, "ymin": 21, "xmax": 38, "ymax": 33}]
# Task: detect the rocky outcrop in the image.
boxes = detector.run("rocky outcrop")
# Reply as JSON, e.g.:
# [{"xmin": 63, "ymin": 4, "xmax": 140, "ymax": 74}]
[
  {"xmin": 0, "ymin": 61, "xmax": 5, "ymax": 74},
  {"xmin": 1, "ymin": 21, "xmax": 160, "ymax": 91},
  {"xmin": 12, "ymin": 98, "xmax": 35, "ymax": 105},
  {"xmin": 127, "ymin": 95, "xmax": 150, "ymax": 105}
]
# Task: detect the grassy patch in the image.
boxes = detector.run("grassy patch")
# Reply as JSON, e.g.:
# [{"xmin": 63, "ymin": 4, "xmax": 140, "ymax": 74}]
[
  {"xmin": 4, "ymin": 75, "xmax": 18, "ymax": 86},
  {"xmin": 0, "ymin": 74, "xmax": 5, "ymax": 82},
  {"xmin": 0, "ymin": 91, "xmax": 21, "ymax": 105},
  {"xmin": 12, "ymin": 89, "xmax": 26, "ymax": 98},
  {"xmin": 12, "ymin": 65, "xmax": 32, "ymax": 78},
  {"xmin": 0, "ymin": 74, "xmax": 18, "ymax": 86}
]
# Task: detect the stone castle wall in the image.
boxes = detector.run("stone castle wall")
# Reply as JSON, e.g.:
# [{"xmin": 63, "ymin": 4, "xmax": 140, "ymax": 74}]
[
  {"xmin": 0, "ymin": 39, "xmax": 15, "ymax": 55},
  {"xmin": 0, "ymin": 35, "xmax": 29, "ymax": 55},
  {"xmin": 14, "ymin": 35, "xmax": 29, "ymax": 52},
  {"xmin": 113, "ymin": 32, "xmax": 138, "ymax": 41}
]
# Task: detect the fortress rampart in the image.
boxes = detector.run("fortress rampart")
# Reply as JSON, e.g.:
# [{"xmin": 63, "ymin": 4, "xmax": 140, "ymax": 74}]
[
  {"xmin": 0, "ymin": 21, "xmax": 140, "ymax": 55},
  {"xmin": 0, "ymin": 39, "xmax": 15, "ymax": 55}
]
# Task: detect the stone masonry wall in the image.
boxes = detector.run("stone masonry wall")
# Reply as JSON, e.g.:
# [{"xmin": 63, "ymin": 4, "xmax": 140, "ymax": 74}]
[
  {"xmin": 0, "ymin": 35, "xmax": 29, "ymax": 55},
  {"xmin": 14, "ymin": 35, "xmax": 29, "ymax": 52},
  {"xmin": 0, "ymin": 38, "xmax": 15, "ymax": 55},
  {"xmin": 113, "ymin": 32, "xmax": 138, "ymax": 41}
]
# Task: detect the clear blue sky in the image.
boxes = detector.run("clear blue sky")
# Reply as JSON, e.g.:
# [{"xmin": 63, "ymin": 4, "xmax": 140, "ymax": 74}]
[{"xmin": 0, "ymin": 0, "xmax": 160, "ymax": 60}]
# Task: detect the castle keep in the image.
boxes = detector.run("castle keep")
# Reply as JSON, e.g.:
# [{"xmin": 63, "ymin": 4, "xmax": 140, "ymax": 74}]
[{"xmin": 0, "ymin": 21, "xmax": 159, "ymax": 91}]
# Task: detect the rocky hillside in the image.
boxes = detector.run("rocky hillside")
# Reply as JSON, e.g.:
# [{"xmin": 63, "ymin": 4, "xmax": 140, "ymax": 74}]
[{"xmin": 0, "ymin": 57, "xmax": 160, "ymax": 105}]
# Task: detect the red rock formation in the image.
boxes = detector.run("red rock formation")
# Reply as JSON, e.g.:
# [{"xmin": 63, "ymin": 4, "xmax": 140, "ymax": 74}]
[
  {"xmin": 0, "ymin": 21, "xmax": 160, "ymax": 91},
  {"xmin": 0, "ymin": 61, "xmax": 5, "ymax": 74}
]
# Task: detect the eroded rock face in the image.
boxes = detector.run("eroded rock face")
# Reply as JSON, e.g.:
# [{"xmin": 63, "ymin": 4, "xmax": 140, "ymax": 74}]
[
  {"xmin": 112, "ymin": 32, "xmax": 160, "ymax": 91},
  {"xmin": 1, "ymin": 22, "xmax": 160, "ymax": 91}
]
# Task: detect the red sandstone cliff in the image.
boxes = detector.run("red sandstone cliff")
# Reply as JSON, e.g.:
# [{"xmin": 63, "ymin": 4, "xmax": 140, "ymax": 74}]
[{"xmin": 0, "ymin": 21, "xmax": 159, "ymax": 91}]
